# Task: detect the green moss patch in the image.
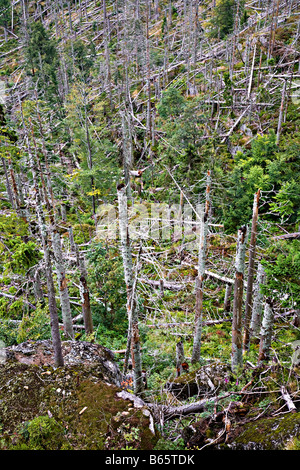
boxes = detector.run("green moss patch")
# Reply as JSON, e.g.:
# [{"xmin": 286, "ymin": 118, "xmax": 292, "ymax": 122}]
[{"xmin": 228, "ymin": 412, "xmax": 300, "ymax": 450}]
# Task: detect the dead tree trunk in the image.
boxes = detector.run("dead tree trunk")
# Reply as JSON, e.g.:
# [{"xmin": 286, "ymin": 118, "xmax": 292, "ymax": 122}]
[
  {"xmin": 78, "ymin": 251, "xmax": 94, "ymax": 335},
  {"xmin": 121, "ymin": 111, "xmax": 133, "ymax": 204},
  {"xmin": 33, "ymin": 267, "xmax": 45, "ymax": 305},
  {"xmin": 224, "ymin": 283, "xmax": 232, "ymax": 312},
  {"xmin": 103, "ymin": 0, "xmax": 112, "ymax": 109},
  {"xmin": 231, "ymin": 225, "xmax": 248, "ymax": 372},
  {"xmin": 117, "ymin": 184, "xmax": 143, "ymax": 396},
  {"xmin": 176, "ymin": 340, "xmax": 185, "ymax": 377},
  {"xmin": 250, "ymin": 262, "xmax": 266, "ymax": 337},
  {"xmin": 145, "ymin": 0, "xmax": 152, "ymax": 139},
  {"xmin": 69, "ymin": 227, "xmax": 93, "ymax": 335},
  {"xmin": 1, "ymin": 157, "xmax": 15, "ymax": 209},
  {"xmin": 52, "ymin": 228, "xmax": 75, "ymax": 340},
  {"xmin": 20, "ymin": 98, "xmax": 63, "ymax": 366},
  {"xmin": 258, "ymin": 298, "xmax": 274, "ymax": 363},
  {"xmin": 276, "ymin": 79, "xmax": 287, "ymax": 145},
  {"xmin": 243, "ymin": 189, "xmax": 260, "ymax": 352},
  {"xmin": 191, "ymin": 170, "xmax": 211, "ymax": 364}
]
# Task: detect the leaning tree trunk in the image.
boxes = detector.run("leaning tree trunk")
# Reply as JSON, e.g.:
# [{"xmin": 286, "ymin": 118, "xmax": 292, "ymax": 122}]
[
  {"xmin": 231, "ymin": 225, "xmax": 248, "ymax": 372},
  {"xmin": 258, "ymin": 298, "xmax": 274, "ymax": 364},
  {"xmin": 117, "ymin": 184, "xmax": 143, "ymax": 395},
  {"xmin": 243, "ymin": 189, "xmax": 260, "ymax": 352}
]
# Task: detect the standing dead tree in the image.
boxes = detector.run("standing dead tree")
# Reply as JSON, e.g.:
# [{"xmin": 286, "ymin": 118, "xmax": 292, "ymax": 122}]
[
  {"xmin": 191, "ymin": 170, "xmax": 211, "ymax": 364},
  {"xmin": 52, "ymin": 228, "xmax": 75, "ymax": 340},
  {"xmin": 176, "ymin": 339, "xmax": 186, "ymax": 377},
  {"xmin": 68, "ymin": 226, "xmax": 93, "ymax": 335},
  {"xmin": 231, "ymin": 225, "xmax": 248, "ymax": 372},
  {"xmin": 19, "ymin": 98, "xmax": 64, "ymax": 366},
  {"xmin": 117, "ymin": 183, "xmax": 143, "ymax": 396},
  {"xmin": 258, "ymin": 298, "xmax": 274, "ymax": 364},
  {"xmin": 243, "ymin": 189, "xmax": 260, "ymax": 352},
  {"xmin": 250, "ymin": 262, "xmax": 266, "ymax": 337}
]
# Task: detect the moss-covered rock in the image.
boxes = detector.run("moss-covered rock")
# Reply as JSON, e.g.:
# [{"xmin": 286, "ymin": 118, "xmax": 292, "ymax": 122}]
[
  {"xmin": 0, "ymin": 341, "xmax": 159, "ymax": 450},
  {"xmin": 226, "ymin": 412, "xmax": 300, "ymax": 450}
]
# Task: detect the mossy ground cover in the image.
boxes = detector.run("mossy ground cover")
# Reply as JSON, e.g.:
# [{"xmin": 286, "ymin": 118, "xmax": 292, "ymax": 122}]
[{"xmin": 0, "ymin": 362, "xmax": 159, "ymax": 450}]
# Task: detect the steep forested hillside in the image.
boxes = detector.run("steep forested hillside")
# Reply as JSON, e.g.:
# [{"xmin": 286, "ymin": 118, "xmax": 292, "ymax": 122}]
[{"xmin": 0, "ymin": 0, "xmax": 300, "ymax": 451}]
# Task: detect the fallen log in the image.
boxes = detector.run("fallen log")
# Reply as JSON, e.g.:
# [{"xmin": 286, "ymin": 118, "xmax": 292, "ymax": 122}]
[
  {"xmin": 138, "ymin": 277, "xmax": 186, "ymax": 291},
  {"xmin": 117, "ymin": 389, "xmax": 230, "ymax": 421},
  {"xmin": 273, "ymin": 232, "xmax": 300, "ymax": 240},
  {"xmin": 146, "ymin": 318, "xmax": 231, "ymax": 329}
]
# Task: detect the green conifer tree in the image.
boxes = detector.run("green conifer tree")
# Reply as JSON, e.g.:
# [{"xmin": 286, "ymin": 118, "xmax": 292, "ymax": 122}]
[{"xmin": 25, "ymin": 21, "xmax": 60, "ymax": 104}]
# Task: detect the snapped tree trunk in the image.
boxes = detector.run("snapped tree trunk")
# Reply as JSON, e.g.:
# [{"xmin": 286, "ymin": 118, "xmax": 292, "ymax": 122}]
[
  {"xmin": 231, "ymin": 225, "xmax": 248, "ymax": 372},
  {"xmin": 243, "ymin": 190, "xmax": 260, "ymax": 352}
]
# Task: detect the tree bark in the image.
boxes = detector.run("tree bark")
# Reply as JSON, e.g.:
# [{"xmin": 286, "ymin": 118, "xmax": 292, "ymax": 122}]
[
  {"xmin": 258, "ymin": 298, "xmax": 274, "ymax": 363},
  {"xmin": 243, "ymin": 190, "xmax": 260, "ymax": 352},
  {"xmin": 52, "ymin": 228, "xmax": 75, "ymax": 340},
  {"xmin": 231, "ymin": 225, "xmax": 248, "ymax": 372},
  {"xmin": 117, "ymin": 184, "xmax": 143, "ymax": 395},
  {"xmin": 276, "ymin": 78, "xmax": 287, "ymax": 145},
  {"xmin": 20, "ymin": 97, "xmax": 63, "ymax": 366},
  {"xmin": 224, "ymin": 283, "xmax": 232, "ymax": 312},
  {"xmin": 1, "ymin": 156, "xmax": 15, "ymax": 209},
  {"xmin": 250, "ymin": 262, "xmax": 266, "ymax": 337},
  {"xmin": 121, "ymin": 111, "xmax": 133, "ymax": 204},
  {"xmin": 176, "ymin": 340, "xmax": 185, "ymax": 377},
  {"xmin": 33, "ymin": 267, "xmax": 45, "ymax": 305},
  {"xmin": 78, "ymin": 251, "xmax": 93, "ymax": 335},
  {"xmin": 191, "ymin": 170, "xmax": 211, "ymax": 364}
]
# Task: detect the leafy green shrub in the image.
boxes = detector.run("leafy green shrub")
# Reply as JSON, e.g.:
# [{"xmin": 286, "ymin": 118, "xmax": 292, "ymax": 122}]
[
  {"xmin": 154, "ymin": 437, "xmax": 185, "ymax": 450},
  {"xmin": 262, "ymin": 240, "xmax": 300, "ymax": 310},
  {"xmin": 86, "ymin": 242, "xmax": 127, "ymax": 332},
  {"xmin": 17, "ymin": 415, "xmax": 68, "ymax": 450},
  {"xmin": 16, "ymin": 303, "xmax": 51, "ymax": 343},
  {"xmin": 0, "ymin": 319, "xmax": 18, "ymax": 346}
]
